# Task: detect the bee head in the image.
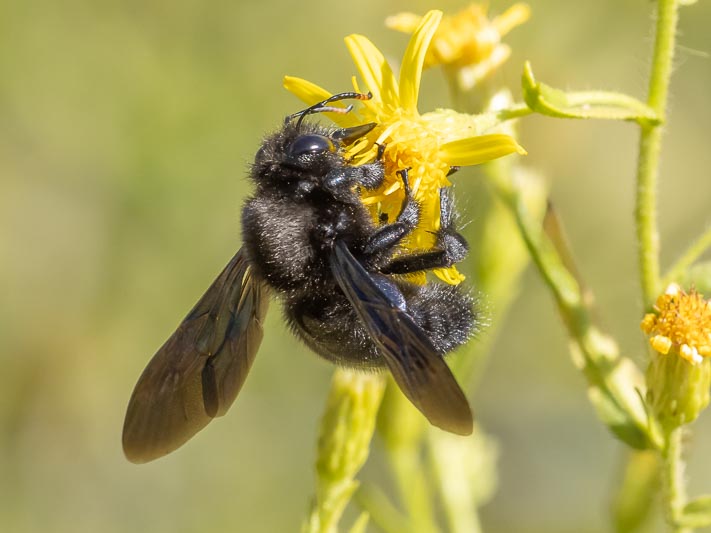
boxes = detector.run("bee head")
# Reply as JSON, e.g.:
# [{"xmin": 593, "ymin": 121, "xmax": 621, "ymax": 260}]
[{"xmin": 251, "ymin": 92, "xmax": 375, "ymax": 194}]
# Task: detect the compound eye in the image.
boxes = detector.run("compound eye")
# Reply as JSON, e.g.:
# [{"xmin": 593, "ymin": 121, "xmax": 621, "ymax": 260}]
[{"xmin": 287, "ymin": 134, "xmax": 335, "ymax": 157}]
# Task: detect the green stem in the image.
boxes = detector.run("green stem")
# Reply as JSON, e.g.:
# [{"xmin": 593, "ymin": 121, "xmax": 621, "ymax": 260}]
[
  {"xmin": 427, "ymin": 433, "xmax": 486, "ymax": 533},
  {"xmin": 303, "ymin": 371, "xmax": 385, "ymax": 533},
  {"xmin": 389, "ymin": 447, "xmax": 440, "ymax": 533},
  {"xmin": 445, "ymin": 67, "xmax": 469, "ymax": 112},
  {"xmin": 612, "ymin": 451, "xmax": 660, "ymax": 533},
  {"xmin": 662, "ymin": 225, "xmax": 711, "ymax": 288},
  {"xmin": 355, "ymin": 484, "xmax": 410, "ymax": 533},
  {"xmin": 377, "ymin": 382, "xmax": 437, "ymax": 532},
  {"xmin": 439, "ymin": 482, "xmax": 481, "ymax": 533},
  {"xmin": 662, "ymin": 427, "xmax": 690, "ymax": 533},
  {"xmin": 522, "ymin": 61, "xmax": 658, "ymax": 123},
  {"xmin": 566, "ymin": 90, "xmax": 658, "ymax": 119},
  {"xmin": 636, "ymin": 0, "xmax": 680, "ymax": 307},
  {"xmin": 488, "ymin": 168, "xmax": 663, "ymax": 450},
  {"xmin": 487, "ymin": 170, "xmax": 580, "ymax": 311},
  {"xmin": 494, "ymin": 102, "xmax": 533, "ymax": 122}
]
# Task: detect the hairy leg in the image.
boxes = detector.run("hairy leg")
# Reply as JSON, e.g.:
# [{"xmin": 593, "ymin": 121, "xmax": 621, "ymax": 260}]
[{"xmin": 382, "ymin": 187, "xmax": 468, "ymax": 275}]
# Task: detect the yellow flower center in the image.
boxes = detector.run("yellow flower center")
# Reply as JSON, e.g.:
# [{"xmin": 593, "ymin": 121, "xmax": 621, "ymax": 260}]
[
  {"xmin": 348, "ymin": 116, "xmax": 451, "ymax": 252},
  {"xmin": 641, "ymin": 284, "xmax": 711, "ymax": 364}
]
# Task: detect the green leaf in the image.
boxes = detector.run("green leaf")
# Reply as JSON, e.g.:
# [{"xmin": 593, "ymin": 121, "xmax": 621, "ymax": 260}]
[
  {"xmin": 679, "ymin": 496, "xmax": 711, "ymax": 528},
  {"xmin": 612, "ymin": 451, "xmax": 659, "ymax": 533},
  {"xmin": 571, "ymin": 339, "xmax": 660, "ymax": 450},
  {"xmin": 587, "ymin": 385, "xmax": 651, "ymax": 450},
  {"xmin": 521, "ymin": 62, "xmax": 660, "ymax": 125}
]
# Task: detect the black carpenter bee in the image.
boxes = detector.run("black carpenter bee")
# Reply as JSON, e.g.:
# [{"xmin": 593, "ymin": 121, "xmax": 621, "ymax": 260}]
[{"xmin": 123, "ymin": 92, "xmax": 477, "ymax": 463}]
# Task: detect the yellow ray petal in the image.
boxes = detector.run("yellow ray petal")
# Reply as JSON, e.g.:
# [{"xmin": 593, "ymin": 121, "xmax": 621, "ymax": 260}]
[
  {"xmin": 283, "ymin": 75, "xmax": 333, "ymax": 105},
  {"xmin": 385, "ymin": 12, "xmax": 423, "ymax": 33},
  {"xmin": 398, "ymin": 10, "xmax": 442, "ymax": 113},
  {"xmin": 492, "ymin": 3, "xmax": 532, "ymax": 36},
  {"xmin": 283, "ymin": 76, "xmax": 360, "ymax": 127},
  {"xmin": 439, "ymin": 134, "xmax": 526, "ymax": 166},
  {"xmin": 345, "ymin": 34, "xmax": 399, "ymax": 110}
]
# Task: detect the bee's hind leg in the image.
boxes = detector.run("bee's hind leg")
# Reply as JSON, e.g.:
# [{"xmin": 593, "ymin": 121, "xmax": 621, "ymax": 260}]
[{"xmin": 405, "ymin": 282, "xmax": 478, "ymax": 355}]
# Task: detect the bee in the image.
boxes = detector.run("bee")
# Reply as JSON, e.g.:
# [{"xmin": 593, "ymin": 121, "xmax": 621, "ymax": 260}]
[{"xmin": 123, "ymin": 93, "xmax": 477, "ymax": 463}]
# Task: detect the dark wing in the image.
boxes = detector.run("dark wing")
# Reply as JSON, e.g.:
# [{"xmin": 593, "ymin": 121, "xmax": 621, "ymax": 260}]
[
  {"xmin": 122, "ymin": 248, "xmax": 269, "ymax": 463},
  {"xmin": 330, "ymin": 241, "xmax": 472, "ymax": 435}
]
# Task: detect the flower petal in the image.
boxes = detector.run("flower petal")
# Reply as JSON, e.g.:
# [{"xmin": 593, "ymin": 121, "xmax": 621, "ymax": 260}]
[
  {"xmin": 283, "ymin": 75, "xmax": 333, "ymax": 106},
  {"xmin": 492, "ymin": 3, "xmax": 531, "ymax": 36},
  {"xmin": 439, "ymin": 134, "xmax": 526, "ymax": 166},
  {"xmin": 345, "ymin": 34, "xmax": 399, "ymax": 110},
  {"xmin": 385, "ymin": 12, "xmax": 423, "ymax": 33},
  {"xmin": 283, "ymin": 75, "xmax": 360, "ymax": 127},
  {"xmin": 398, "ymin": 10, "xmax": 442, "ymax": 113}
]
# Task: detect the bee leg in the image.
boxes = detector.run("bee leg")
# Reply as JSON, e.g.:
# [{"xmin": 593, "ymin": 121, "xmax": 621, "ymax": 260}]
[
  {"xmin": 380, "ymin": 187, "xmax": 468, "ymax": 275},
  {"xmin": 323, "ymin": 162, "xmax": 385, "ymax": 200},
  {"xmin": 375, "ymin": 142, "xmax": 386, "ymax": 161},
  {"xmin": 407, "ymin": 283, "xmax": 477, "ymax": 354},
  {"xmin": 362, "ymin": 168, "xmax": 419, "ymax": 257},
  {"xmin": 349, "ymin": 141, "xmax": 385, "ymax": 188},
  {"xmin": 436, "ymin": 186, "xmax": 468, "ymax": 264},
  {"xmin": 355, "ymin": 161, "xmax": 385, "ymax": 190}
]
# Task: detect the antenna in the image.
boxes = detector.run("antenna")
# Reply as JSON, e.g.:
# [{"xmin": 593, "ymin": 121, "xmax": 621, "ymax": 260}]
[{"xmin": 286, "ymin": 91, "xmax": 372, "ymax": 129}]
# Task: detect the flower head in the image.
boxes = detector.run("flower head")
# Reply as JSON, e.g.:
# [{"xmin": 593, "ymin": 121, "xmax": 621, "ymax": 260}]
[
  {"xmin": 641, "ymin": 283, "xmax": 711, "ymax": 364},
  {"xmin": 643, "ymin": 284, "xmax": 711, "ymax": 429},
  {"xmin": 284, "ymin": 10, "xmax": 525, "ymax": 284},
  {"xmin": 386, "ymin": 3, "xmax": 530, "ymax": 85}
]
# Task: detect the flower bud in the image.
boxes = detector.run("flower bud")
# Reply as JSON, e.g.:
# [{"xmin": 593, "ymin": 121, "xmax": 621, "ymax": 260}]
[
  {"xmin": 642, "ymin": 284, "xmax": 711, "ymax": 429},
  {"xmin": 646, "ymin": 350, "xmax": 711, "ymax": 430},
  {"xmin": 315, "ymin": 369, "xmax": 385, "ymax": 484}
]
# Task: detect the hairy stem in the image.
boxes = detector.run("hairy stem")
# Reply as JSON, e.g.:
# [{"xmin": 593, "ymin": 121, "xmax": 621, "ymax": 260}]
[
  {"xmin": 635, "ymin": 0, "xmax": 680, "ymax": 307},
  {"xmin": 662, "ymin": 427, "xmax": 689, "ymax": 533}
]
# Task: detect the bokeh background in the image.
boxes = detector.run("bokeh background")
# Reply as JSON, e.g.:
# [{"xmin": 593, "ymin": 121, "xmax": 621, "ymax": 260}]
[{"xmin": 1, "ymin": 0, "xmax": 710, "ymax": 531}]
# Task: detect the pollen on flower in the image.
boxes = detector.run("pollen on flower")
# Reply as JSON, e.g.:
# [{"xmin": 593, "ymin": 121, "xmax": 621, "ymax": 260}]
[
  {"xmin": 649, "ymin": 335, "xmax": 671, "ymax": 355},
  {"xmin": 640, "ymin": 284, "xmax": 711, "ymax": 365},
  {"xmin": 347, "ymin": 116, "xmax": 451, "ymax": 251}
]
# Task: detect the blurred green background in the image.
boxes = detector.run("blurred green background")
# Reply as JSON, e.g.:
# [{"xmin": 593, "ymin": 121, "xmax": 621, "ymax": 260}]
[{"xmin": 1, "ymin": 0, "xmax": 710, "ymax": 531}]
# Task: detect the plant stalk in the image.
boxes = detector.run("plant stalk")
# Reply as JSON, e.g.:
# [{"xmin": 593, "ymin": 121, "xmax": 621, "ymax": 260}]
[
  {"xmin": 635, "ymin": 0, "xmax": 680, "ymax": 307},
  {"xmin": 662, "ymin": 427, "xmax": 689, "ymax": 533}
]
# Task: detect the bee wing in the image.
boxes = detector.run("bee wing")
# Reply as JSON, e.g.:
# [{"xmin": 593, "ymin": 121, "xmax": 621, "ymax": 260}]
[
  {"xmin": 122, "ymin": 248, "xmax": 269, "ymax": 463},
  {"xmin": 330, "ymin": 241, "xmax": 472, "ymax": 435}
]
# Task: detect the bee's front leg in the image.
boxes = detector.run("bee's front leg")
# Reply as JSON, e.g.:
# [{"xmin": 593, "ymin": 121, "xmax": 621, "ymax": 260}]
[
  {"xmin": 322, "ymin": 161, "xmax": 385, "ymax": 202},
  {"xmin": 362, "ymin": 168, "xmax": 420, "ymax": 258}
]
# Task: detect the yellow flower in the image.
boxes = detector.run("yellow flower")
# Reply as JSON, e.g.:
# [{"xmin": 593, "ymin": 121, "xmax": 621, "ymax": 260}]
[
  {"xmin": 284, "ymin": 10, "xmax": 525, "ymax": 284},
  {"xmin": 641, "ymin": 283, "xmax": 711, "ymax": 364},
  {"xmin": 643, "ymin": 284, "xmax": 711, "ymax": 429},
  {"xmin": 386, "ymin": 3, "xmax": 530, "ymax": 86}
]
